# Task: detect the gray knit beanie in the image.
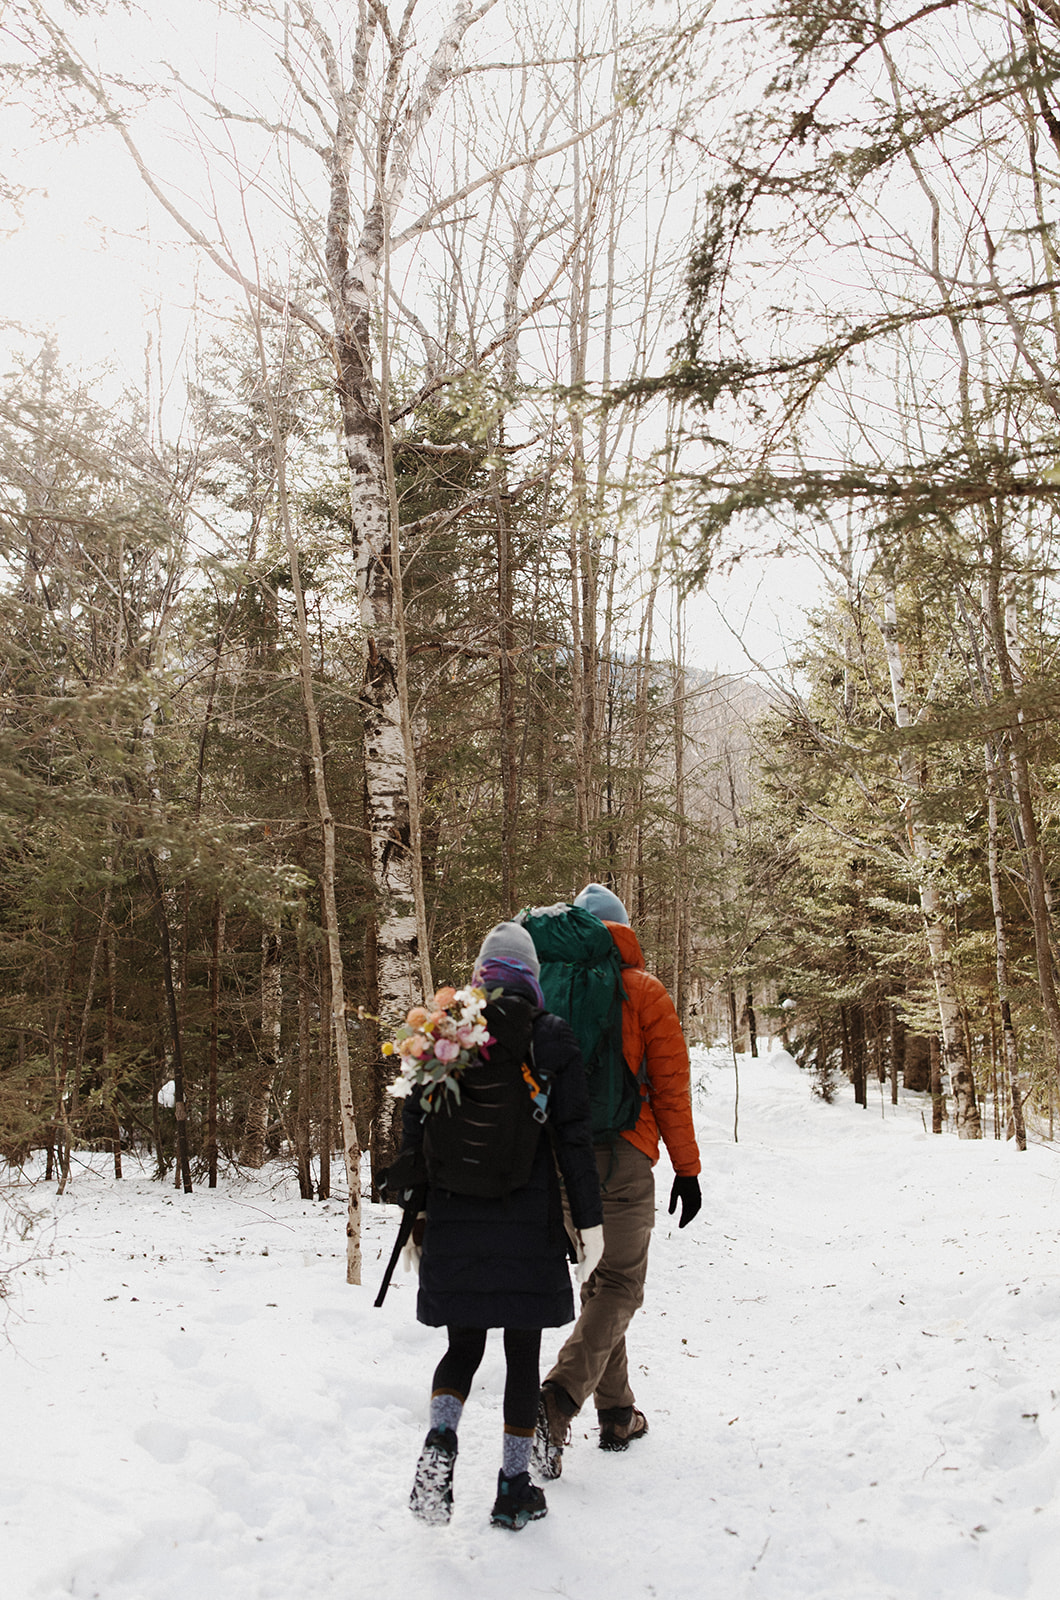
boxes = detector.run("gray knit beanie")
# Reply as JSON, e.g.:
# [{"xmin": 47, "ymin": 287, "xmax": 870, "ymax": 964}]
[
  {"xmin": 474, "ymin": 920, "xmax": 541, "ymax": 978},
  {"xmin": 573, "ymin": 882, "xmax": 630, "ymax": 925}
]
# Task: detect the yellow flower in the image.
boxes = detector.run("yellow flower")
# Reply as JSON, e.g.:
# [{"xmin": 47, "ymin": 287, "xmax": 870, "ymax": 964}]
[{"xmin": 381, "ymin": 1040, "xmax": 395, "ymax": 1056}]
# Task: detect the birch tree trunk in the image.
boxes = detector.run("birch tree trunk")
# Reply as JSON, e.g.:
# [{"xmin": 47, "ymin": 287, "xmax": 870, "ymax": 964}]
[
  {"xmin": 312, "ymin": 0, "xmax": 489, "ymax": 1020},
  {"xmin": 880, "ymin": 582, "xmax": 981, "ymax": 1137}
]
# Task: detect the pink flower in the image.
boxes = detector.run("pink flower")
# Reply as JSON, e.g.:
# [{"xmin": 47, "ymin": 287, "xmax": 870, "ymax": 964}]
[{"xmin": 433, "ymin": 1036, "xmax": 460, "ymax": 1063}]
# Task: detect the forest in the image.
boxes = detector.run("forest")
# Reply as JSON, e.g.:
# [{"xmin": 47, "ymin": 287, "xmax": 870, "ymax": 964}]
[{"xmin": 4, "ymin": 0, "xmax": 1060, "ymax": 1279}]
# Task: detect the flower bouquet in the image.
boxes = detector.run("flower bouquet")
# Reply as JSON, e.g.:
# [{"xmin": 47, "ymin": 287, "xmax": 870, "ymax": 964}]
[{"xmin": 384, "ymin": 984, "xmax": 496, "ymax": 1112}]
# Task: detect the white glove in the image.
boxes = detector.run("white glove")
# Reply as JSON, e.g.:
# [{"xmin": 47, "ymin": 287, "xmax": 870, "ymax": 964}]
[
  {"xmin": 574, "ymin": 1224, "xmax": 604, "ymax": 1285},
  {"xmin": 401, "ymin": 1214, "xmax": 426, "ymax": 1273}
]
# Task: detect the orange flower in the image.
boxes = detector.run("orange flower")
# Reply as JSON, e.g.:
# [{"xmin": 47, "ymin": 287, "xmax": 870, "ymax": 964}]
[
  {"xmin": 406, "ymin": 1006, "xmax": 430, "ymax": 1029},
  {"xmin": 433, "ymin": 986, "xmax": 457, "ymax": 1010}
]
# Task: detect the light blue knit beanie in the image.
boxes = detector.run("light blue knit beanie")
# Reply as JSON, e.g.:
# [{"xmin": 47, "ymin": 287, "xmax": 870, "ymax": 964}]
[{"xmin": 573, "ymin": 883, "xmax": 630, "ymax": 925}]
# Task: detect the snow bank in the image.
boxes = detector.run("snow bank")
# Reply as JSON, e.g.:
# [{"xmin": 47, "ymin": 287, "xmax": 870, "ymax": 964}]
[{"xmin": 4, "ymin": 1048, "xmax": 1060, "ymax": 1599}]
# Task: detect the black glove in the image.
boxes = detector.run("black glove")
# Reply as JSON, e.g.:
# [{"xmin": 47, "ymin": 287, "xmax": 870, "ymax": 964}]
[{"xmin": 668, "ymin": 1174, "xmax": 702, "ymax": 1229}]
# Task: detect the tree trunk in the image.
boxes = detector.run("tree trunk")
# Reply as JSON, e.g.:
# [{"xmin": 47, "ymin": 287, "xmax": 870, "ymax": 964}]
[
  {"xmin": 880, "ymin": 582, "xmax": 981, "ymax": 1136},
  {"xmin": 143, "ymin": 853, "xmax": 193, "ymax": 1192},
  {"xmin": 745, "ymin": 989, "xmax": 758, "ymax": 1059},
  {"xmin": 850, "ymin": 1004, "xmax": 867, "ymax": 1108},
  {"xmin": 105, "ymin": 929, "xmax": 121, "ymax": 1178},
  {"xmin": 620, "ymin": 519, "xmax": 665, "ymax": 912},
  {"xmin": 151, "ymin": 1052, "xmax": 168, "ymax": 1180},
  {"xmin": 983, "ymin": 559, "xmax": 1060, "ymax": 1093},
  {"xmin": 904, "ymin": 1032, "xmax": 931, "ymax": 1092},
  {"xmin": 985, "ymin": 740, "xmax": 1027, "ymax": 1150},
  {"xmin": 296, "ymin": 941, "xmax": 314, "ymax": 1200},
  {"xmin": 494, "ymin": 468, "xmax": 519, "ymax": 912},
  {"xmin": 873, "ymin": 1002, "xmax": 886, "ymax": 1085},
  {"xmin": 889, "ymin": 1006, "xmax": 901, "ymax": 1106},
  {"xmin": 253, "ymin": 320, "xmax": 362, "ymax": 1282},
  {"xmin": 839, "ymin": 1004, "xmax": 852, "ymax": 1096},
  {"xmin": 930, "ymin": 1034, "xmax": 944, "ymax": 1134},
  {"xmin": 207, "ymin": 901, "xmax": 223, "ymax": 1189},
  {"xmin": 566, "ymin": 21, "xmax": 598, "ymax": 856},
  {"xmin": 318, "ymin": 939, "xmax": 332, "ymax": 1203},
  {"xmin": 319, "ymin": 4, "xmax": 489, "ymax": 1028},
  {"xmin": 243, "ymin": 916, "xmax": 282, "ymax": 1170}
]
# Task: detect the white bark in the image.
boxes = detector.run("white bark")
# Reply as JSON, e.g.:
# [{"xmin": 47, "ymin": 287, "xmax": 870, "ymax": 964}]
[{"xmin": 313, "ymin": 0, "xmax": 493, "ymax": 1020}]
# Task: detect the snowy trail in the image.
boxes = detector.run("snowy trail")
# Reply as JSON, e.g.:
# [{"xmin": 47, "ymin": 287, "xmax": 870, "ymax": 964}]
[{"xmin": 5, "ymin": 1049, "xmax": 1060, "ymax": 1600}]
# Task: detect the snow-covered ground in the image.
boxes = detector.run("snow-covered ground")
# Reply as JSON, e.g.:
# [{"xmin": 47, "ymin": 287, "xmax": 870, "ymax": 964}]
[{"xmin": 4, "ymin": 1048, "xmax": 1060, "ymax": 1600}]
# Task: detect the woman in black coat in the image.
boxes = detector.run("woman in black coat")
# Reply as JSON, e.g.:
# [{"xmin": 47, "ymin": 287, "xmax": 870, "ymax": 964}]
[{"xmin": 401, "ymin": 920, "xmax": 603, "ymax": 1532}]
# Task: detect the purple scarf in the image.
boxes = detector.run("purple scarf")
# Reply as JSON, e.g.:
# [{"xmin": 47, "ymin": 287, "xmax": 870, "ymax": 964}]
[{"xmin": 472, "ymin": 956, "xmax": 545, "ymax": 1010}]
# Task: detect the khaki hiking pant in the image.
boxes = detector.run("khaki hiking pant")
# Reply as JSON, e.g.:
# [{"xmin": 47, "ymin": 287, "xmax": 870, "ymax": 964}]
[{"xmin": 548, "ymin": 1139, "xmax": 655, "ymax": 1413}]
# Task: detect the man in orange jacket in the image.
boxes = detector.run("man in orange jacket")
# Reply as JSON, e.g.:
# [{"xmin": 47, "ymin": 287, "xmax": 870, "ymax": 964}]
[{"xmin": 533, "ymin": 883, "xmax": 701, "ymax": 1476}]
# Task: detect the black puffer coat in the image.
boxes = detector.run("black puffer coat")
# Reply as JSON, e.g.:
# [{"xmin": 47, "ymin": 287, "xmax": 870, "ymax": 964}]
[{"xmin": 401, "ymin": 1000, "xmax": 602, "ymax": 1330}]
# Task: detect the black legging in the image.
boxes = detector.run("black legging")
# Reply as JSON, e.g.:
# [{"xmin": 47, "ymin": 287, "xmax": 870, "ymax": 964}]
[{"xmin": 432, "ymin": 1326, "xmax": 542, "ymax": 1432}]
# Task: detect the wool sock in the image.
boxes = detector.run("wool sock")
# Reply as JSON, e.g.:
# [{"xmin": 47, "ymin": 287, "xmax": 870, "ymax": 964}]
[
  {"xmin": 502, "ymin": 1429, "xmax": 533, "ymax": 1477},
  {"xmin": 429, "ymin": 1391, "xmax": 464, "ymax": 1434}
]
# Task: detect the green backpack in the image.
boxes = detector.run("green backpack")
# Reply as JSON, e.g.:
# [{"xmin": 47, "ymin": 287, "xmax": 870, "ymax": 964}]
[{"xmin": 516, "ymin": 903, "xmax": 641, "ymax": 1143}]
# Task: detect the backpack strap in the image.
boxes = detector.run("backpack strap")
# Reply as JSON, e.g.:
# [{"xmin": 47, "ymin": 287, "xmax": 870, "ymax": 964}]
[{"xmin": 522, "ymin": 1022, "xmax": 552, "ymax": 1123}]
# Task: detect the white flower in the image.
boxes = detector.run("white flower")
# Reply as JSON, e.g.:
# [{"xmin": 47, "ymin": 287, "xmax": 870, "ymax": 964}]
[{"xmin": 386, "ymin": 1077, "xmax": 413, "ymax": 1099}]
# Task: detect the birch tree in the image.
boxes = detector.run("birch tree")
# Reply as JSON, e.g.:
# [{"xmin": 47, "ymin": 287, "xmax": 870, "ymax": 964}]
[{"xmin": 20, "ymin": 0, "xmax": 505, "ymax": 1025}]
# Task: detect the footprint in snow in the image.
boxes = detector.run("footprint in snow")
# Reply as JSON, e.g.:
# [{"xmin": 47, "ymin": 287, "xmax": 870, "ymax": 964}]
[{"xmin": 134, "ymin": 1420, "xmax": 188, "ymax": 1465}]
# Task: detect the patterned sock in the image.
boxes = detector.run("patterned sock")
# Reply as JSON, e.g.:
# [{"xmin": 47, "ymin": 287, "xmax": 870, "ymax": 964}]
[
  {"xmin": 502, "ymin": 1429, "xmax": 533, "ymax": 1477},
  {"xmin": 430, "ymin": 1391, "xmax": 464, "ymax": 1434}
]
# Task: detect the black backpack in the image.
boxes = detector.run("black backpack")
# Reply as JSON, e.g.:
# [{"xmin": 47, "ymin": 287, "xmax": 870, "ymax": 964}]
[{"xmin": 422, "ymin": 995, "xmax": 549, "ymax": 1199}]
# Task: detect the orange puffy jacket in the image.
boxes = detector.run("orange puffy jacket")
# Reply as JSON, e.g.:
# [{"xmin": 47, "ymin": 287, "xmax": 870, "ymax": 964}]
[{"xmin": 606, "ymin": 921, "xmax": 701, "ymax": 1177}]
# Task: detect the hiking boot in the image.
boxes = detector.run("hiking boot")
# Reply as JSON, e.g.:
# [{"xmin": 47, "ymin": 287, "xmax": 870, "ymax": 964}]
[
  {"xmin": 490, "ymin": 1469, "xmax": 548, "ymax": 1530},
  {"xmin": 597, "ymin": 1404, "xmax": 648, "ymax": 1452},
  {"xmin": 409, "ymin": 1426, "xmax": 457, "ymax": 1525},
  {"xmin": 531, "ymin": 1380, "xmax": 576, "ymax": 1481}
]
